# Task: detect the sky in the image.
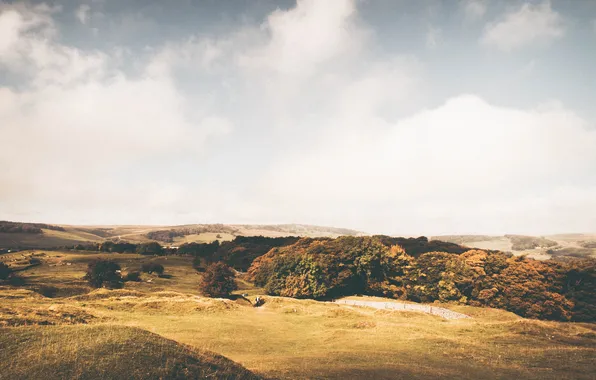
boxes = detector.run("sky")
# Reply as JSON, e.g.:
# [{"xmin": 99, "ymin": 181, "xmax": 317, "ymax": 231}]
[{"xmin": 1, "ymin": 0, "xmax": 596, "ymax": 235}]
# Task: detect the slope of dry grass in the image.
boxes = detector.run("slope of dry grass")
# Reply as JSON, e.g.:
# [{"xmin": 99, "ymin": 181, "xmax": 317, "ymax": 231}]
[
  {"xmin": 0, "ymin": 325, "xmax": 262, "ymax": 379},
  {"xmin": 0, "ymin": 250, "xmax": 595, "ymax": 379}
]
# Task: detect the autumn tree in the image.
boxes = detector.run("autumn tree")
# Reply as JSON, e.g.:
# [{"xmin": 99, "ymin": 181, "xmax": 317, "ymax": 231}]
[{"xmin": 199, "ymin": 262, "xmax": 237, "ymax": 298}]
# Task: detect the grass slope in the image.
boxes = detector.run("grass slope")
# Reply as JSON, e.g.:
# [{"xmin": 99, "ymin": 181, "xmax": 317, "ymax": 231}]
[
  {"xmin": 1, "ymin": 250, "xmax": 595, "ymax": 379},
  {"xmin": 0, "ymin": 325, "xmax": 262, "ymax": 380}
]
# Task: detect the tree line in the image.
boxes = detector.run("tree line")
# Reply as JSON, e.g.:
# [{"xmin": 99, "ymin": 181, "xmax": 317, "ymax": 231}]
[
  {"xmin": 247, "ymin": 236, "xmax": 595, "ymax": 322},
  {"xmin": 0, "ymin": 221, "xmax": 65, "ymax": 234}
]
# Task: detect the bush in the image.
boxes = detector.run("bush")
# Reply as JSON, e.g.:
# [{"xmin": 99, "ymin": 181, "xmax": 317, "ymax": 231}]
[
  {"xmin": 85, "ymin": 260, "xmax": 122, "ymax": 288},
  {"xmin": 124, "ymin": 271, "xmax": 141, "ymax": 282},
  {"xmin": 0, "ymin": 262, "xmax": 12, "ymax": 280},
  {"xmin": 29, "ymin": 258, "xmax": 41, "ymax": 265},
  {"xmin": 37, "ymin": 285, "xmax": 58, "ymax": 297},
  {"xmin": 141, "ymin": 263, "xmax": 164, "ymax": 275},
  {"xmin": 199, "ymin": 262, "xmax": 237, "ymax": 298}
]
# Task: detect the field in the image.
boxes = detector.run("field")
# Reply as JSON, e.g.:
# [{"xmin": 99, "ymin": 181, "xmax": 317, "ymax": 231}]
[
  {"xmin": 432, "ymin": 234, "xmax": 596, "ymax": 259},
  {"xmin": 1, "ymin": 250, "xmax": 595, "ymax": 379},
  {"xmin": 0, "ymin": 223, "xmax": 365, "ymax": 250}
]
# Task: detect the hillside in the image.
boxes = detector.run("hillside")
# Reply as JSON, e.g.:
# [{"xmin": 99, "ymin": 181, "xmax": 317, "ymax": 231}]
[
  {"xmin": 2, "ymin": 221, "xmax": 594, "ymax": 261},
  {"xmin": 0, "ymin": 325, "xmax": 262, "ymax": 380},
  {"xmin": 0, "ymin": 222, "xmax": 366, "ymax": 250},
  {"xmin": 0, "ymin": 249, "xmax": 595, "ymax": 379},
  {"xmin": 432, "ymin": 234, "xmax": 596, "ymax": 260}
]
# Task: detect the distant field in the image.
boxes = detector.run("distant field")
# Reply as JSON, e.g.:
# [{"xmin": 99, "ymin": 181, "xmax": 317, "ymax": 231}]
[
  {"xmin": 0, "ymin": 223, "xmax": 366, "ymax": 250},
  {"xmin": 432, "ymin": 234, "xmax": 596, "ymax": 260},
  {"xmin": 0, "ymin": 250, "xmax": 595, "ymax": 379},
  {"xmin": 2, "ymin": 223, "xmax": 595, "ymax": 261}
]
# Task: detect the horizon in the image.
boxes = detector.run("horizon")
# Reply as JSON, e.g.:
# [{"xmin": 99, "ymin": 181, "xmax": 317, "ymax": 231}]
[
  {"xmin": 1, "ymin": 0, "xmax": 596, "ymax": 236},
  {"xmin": 2, "ymin": 218, "xmax": 595, "ymax": 238}
]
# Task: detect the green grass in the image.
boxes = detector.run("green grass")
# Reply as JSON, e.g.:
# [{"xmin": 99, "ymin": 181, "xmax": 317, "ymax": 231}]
[{"xmin": 1, "ymin": 250, "xmax": 595, "ymax": 379}]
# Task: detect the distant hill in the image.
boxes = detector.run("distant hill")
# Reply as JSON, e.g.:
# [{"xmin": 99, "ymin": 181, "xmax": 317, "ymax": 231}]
[
  {"xmin": 0, "ymin": 222, "xmax": 365, "ymax": 250},
  {"xmin": 1, "ymin": 220, "xmax": 593, "ymax": 260},
  {"xmin": 432, "ymin": 233, "xmax": 596, "ymax": 260}
]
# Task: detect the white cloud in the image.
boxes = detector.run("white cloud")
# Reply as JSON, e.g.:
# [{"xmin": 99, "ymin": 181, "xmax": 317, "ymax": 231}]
[
  {"xmin": 75, "ymin": 4, "xmax": 90, "ymax": 25},
  {"xmin": 0, "ymin": 4, "xmax": 232, "ymax": 219},
  {"xmin": 461, "ymin": 0, "xmax": 488, "ymax": 21},
  {"xmin": 482, "ymin": 1, "xmax": 564, "ymax": 52},
  {"xmin": 255, "ymin": 95, "xmax": 596, "ymax": 235},
  {"xmin": 1, "ymin": 0, "xmax": 594, "ymax": 235},
  {"xmin": 426, "ymin": 25, "xmax": 442, "ymax": 48},
  {"xmin": 238, "ymin": 0, "xmax": 363, "ymax": 76}
]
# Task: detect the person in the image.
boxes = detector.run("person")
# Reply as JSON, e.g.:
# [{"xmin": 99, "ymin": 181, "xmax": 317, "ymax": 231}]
[{"xmin": 254, "ymin": 296, "xmax": 264, "ymax": 307}]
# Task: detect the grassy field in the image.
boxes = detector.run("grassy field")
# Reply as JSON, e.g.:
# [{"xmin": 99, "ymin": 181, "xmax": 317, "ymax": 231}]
[
  {"xmin": 432, "ymin": 234, "xmax": 596, "ymax": 259},
  {"xmin": 1, "ymin": 250, "xmax": 595, "ymax": 379},
  {"xmin": 0, "ymin": 223, "xmax": 369, "ymax": 250}
]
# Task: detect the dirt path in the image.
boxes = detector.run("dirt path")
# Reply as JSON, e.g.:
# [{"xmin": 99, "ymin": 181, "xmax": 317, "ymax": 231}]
[{"xmin": 333, "ymin": 299, "xmax": 470, "ymax": 320}]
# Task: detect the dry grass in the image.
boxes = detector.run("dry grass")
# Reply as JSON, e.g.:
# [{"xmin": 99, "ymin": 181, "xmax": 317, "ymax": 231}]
[
  {"xmin": 0, "ymin": 325, "xmax": 262, "ymax": 379},
  {"xmin": 0, "ymin": 250, "xmax": 595, "ymax": 379}
]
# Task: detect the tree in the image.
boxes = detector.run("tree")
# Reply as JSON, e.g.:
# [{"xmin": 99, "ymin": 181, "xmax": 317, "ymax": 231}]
[
  {"xmin": 199, "ymin": 262, "xmax": 237, "ymax": 298},
  {"xmin": 85, "ymin": 260, "xmax": 122, "ymax": 288},
  {"xmin": 141, "ymin": 262, "xmax": 164, "ymax": 275},
  {"xmin": 0, "ymin": 262, "xmax": 12, "ymax": 280},
  {"xmin": 137, "ymin": 242, "xmax": 164, "ymax": 255}
]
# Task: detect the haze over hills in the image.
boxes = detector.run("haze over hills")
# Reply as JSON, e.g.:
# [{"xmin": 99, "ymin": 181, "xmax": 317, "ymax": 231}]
[
  {"xmin": 1, "ymin": 220, "xmax": 595, "ymax": 260},
  {"xmin": 0, "ymin": 221, "xmax": 365, "ymax": 249}
]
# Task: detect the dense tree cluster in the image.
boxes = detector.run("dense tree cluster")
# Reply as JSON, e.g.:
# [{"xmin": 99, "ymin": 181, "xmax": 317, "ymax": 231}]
[
  {"xmin": 100, "ymin": 241, "xmax": 138, "ymax": 253},
  {"xmin": 506, "ymin": 235, "xmax": 558, "ymax": 251},
  {"xmin": 0, "ymin": 221, "xmax": 65, "ymax": 234},
  {"xmin": 372, "ymin": 235, "xmax": 471, "ymax": 256},
  {"xmin": 145, "ymin": 224, "xmax": 239, "ymax": 242},
  {"xmin": 145, "ymin": 229, "xmax": 186, "ymax": 243},
  {"xmin": 216, "ymin": 236, "xmax": 300, "ymax": 271},
  {"xmin": 136, "ymin": 242, "xmax": 164, "ymax": 255},
  {"xmin": 178, "ymin": 241, "xmax": 220, "ymax": 257},
  {"xmin": 247, "ymin": 237, "xmax": 595, "ymax": 322},
  {"xmin": 248, "ymin": 237, "xmax": 408, "ymax": 299}
]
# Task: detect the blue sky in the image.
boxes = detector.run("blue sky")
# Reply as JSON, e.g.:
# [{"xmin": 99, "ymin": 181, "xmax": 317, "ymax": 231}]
[{"xmin": 1, "ymin": 0, "xmax": 595, "ymax": 235}]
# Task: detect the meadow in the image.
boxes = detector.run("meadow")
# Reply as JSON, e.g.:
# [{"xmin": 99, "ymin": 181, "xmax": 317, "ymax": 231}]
[{"xmin": 1, "ymin": 249, "xmax": 595, "ymax": 379}]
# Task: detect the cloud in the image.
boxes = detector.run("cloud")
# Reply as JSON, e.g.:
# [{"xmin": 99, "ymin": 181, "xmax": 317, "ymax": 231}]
[
  {"xmin": 0, "ymin": 3, "xmax": 232, "ymax": 221},
  {"xmin": 426, "ymin": 25, "xmax": 442, "ymax": 48},
  {"xmin": 1, "ymin": 0, "xmax": 594, "ymax": 235},
  {"xmin": 461, "ymin": 0, "xmax": 488, "ymax": 21},
  {"xmin": 481, "ymin": 1, "xmax": 564, "ymax": 51},
  {"xmin": 255, "ymin": 95, "xmax": 596, "ymax": 235},
  {"xmin": 238, "ymin": 0, "xmax": 363, "ymax": 76},
  {"xmin": 75, "ymin": 4, "xmax": 90, "ymax": 25}
]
